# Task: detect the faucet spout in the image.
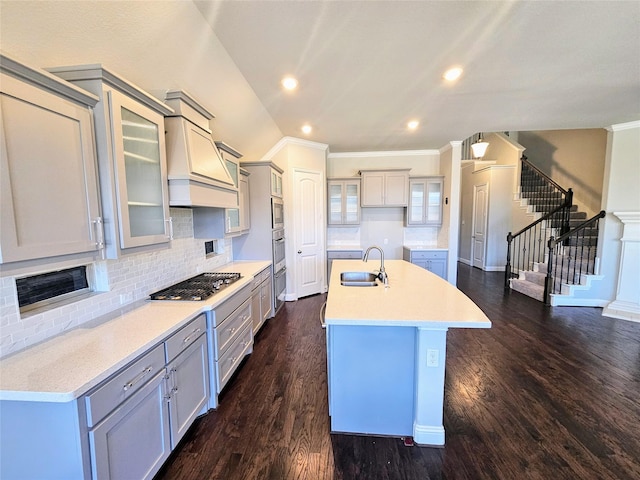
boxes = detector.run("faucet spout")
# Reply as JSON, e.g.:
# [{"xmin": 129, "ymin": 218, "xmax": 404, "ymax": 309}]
[{"xmin": 363, "ymin": 245, "xmax": 388, "ymax": 285}]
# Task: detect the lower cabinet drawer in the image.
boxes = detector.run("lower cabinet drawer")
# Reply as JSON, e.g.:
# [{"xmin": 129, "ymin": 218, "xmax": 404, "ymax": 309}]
[
  {"xmin": 85, "ymin": 344, "xmax": 166, "ymax": 428},
  {"xmin": 164, "ymin": 314, "xmax": 206, "ymax": 363},
  {"xmin": 260, "ymin": 267, "xmax": 271, "ymax": 283},
  {"xmin": 216, "ymin": 323, "xmax": 253, "ymax": 393},
  {"xmin": 411, "ymin": 250, "xmax": 447, "ymax": 261},
  {"xmin": 213, "ymin": 299, "xmax": 251, "ymax": 359}
]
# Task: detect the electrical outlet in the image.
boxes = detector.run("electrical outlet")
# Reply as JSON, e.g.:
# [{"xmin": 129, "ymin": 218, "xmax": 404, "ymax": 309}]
[{"xmin": 427, "ymin": 349, "xmax": 439, "ymax": 367}]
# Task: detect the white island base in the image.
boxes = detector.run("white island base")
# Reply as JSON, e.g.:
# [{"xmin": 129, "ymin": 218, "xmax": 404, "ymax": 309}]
[{"xmin": 325, "ymin": 260, "xmax": 491, "ymax": 446}]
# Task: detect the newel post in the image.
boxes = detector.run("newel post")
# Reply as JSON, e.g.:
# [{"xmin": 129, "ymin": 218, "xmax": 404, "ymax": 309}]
[
  {"xmin": 544, "ymin": 236, "xmax": 556, "ymax": 305},
  {"xmin": 505, "ymin": 232, "xmax": 513, "ymax": 289}
]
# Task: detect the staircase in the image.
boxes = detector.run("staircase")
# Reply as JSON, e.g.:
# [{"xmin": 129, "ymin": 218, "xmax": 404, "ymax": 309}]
[{"xmin": 506, "ymin": 157, "xmax": 605, "ymax": 306}]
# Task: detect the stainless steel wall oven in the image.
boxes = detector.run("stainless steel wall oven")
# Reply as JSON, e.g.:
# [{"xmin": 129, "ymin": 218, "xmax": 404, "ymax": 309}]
[{"xmin": 272, "ymin": 228, "xmax": 286, "ymax": 312}]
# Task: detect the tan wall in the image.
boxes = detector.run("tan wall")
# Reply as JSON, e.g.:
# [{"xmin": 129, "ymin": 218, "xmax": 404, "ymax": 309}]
[{"xmin": 517, "ymin": 129, "xmax": 607, "ymax": 216}]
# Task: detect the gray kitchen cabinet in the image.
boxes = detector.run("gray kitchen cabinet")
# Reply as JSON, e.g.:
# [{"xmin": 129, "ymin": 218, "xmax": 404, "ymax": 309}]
[
  {"xmin": 251, "ymin": 266, "xmax": 273, "ymax": 334},
  {"xmin": 239, "ymin": 169, "xmax": 251, "ymax": 233},
  {"xmin": 0, "ymin": 54, "xmax": 103, "ymax": 266},
  {"xmin": 49, "ymin": 64, "xmax": 174, "ymax": 259},
  {"xmin": 271, "ymin": 168, "xmax": 283, "ymax": 197},
  {"xmin": 215, "ymin": 142, "xmax": 247, "ymax": 236},
  {"xmin": 207, "ymin": 284, "xmax": 253, "ymax": 407},
  {"xmin": 327, "ymin": 249, "xmax": 363, "ymax": 282},
  {"xmin": 0, "ymin": 314, "xmax": 209, "ymax": 480},
  {"xmin": 166, "ymin": 332, "xmax": 209, "ymax": 448},
  {"xmin": 360, "ymin": 169, "xmax": 410, "ymax": 207},
  {"xmin": 88, "ymin": 314, "xmax": 208, "ymax": 480},
  {"xmin": 406, "ymin": 177, "xmax": 444, "ymax": 226},
  {"xmin": 89, "ymin": 370, "xmax": 170, "ymax": 480},
  {"xmin": 328, "ymin": 178, "xmax": 360, "ymax": 225},
  {"xmin": 402, "ymin": 248, "xmax": 448, "ymax": 280}
]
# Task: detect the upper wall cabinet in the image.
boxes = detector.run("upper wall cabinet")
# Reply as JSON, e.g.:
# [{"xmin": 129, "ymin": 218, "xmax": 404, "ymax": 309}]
[
  {"xmin": 0, "ymin": 54, "xmax": 103, "ymax": 266},
  {"xmin": 162, "ymin": 90, "xmax": 237, "ymax": 209},
  {"xmin": 215, "ymin": 142, "xmax": 249, "ymax": 236},
  {"xmin": 271, "ymin": 169, "xmax": 283, "ymax": 198},
  {"xmin": 405, "ymin": 177, "xmax": 444, "ymax": 226},
  {"xmin": 360, "ymin": 169, "xmax": 410, "ymax": 207},
  {"xmin": 328, "ymin": 178, "xmax": 360, "ymax": 226},
  {"xmin": 49, "ymin": 64, "xmax": 174, "ymax": 259}
]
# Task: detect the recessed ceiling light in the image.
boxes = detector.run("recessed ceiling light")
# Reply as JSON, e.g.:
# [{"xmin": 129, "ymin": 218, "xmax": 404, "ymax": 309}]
[
  {"xmin": 301, "ymin": 124, "xmax": 312, "ymax": 134},
  {"xmin": 407, "ymin": 120, "xmax": 420, "ymax": 130},
  {"xmin": 281, "ymin": 76, "xmax": 298, "ymax": 90},
  {"xmin": 443, "ymin": 67, "xmax": 463, "ymax": 82}
]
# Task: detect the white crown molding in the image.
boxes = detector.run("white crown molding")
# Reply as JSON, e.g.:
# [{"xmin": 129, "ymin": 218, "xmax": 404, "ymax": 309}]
[
  {"xmin": 606, "ymin": 120, "xmax": 640, "ymax": 132},
  {"xmin": 439, "ymin": 141, "xmax": 463, "ymax": 155},
  {"xmin": 261, "ymin": 136, "xmax": 328, "ymax": 161},
  {"xmin": 328, "ymin": 149, "xmax": 439, "ymax": 159},
  {"xmin": 282, "ymin": 136, "xmax": 329, "ymax": 150},
  {"xmin": 47, "ymin": 63, "xmax": 174, "ymax": 116},
  {"xmin": 1, "ymin": 52, "xmax": 99, "ymax": 107}
]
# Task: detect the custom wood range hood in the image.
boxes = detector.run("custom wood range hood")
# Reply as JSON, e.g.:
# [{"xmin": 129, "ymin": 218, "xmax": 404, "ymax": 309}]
[{"xmin": 163, "ymin": 89, "xmax": 238, "ymax": 208}]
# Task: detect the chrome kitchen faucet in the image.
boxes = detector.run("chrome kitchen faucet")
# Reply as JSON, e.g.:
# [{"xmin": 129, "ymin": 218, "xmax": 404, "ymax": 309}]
[{"xmin": 363, "ymin": 245, "xmax": 388, "ymax": 286}]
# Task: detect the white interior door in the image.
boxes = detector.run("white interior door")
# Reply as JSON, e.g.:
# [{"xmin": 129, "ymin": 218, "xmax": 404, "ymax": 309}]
[
  {"xmin": 294, "ymin": 169, "xmax": 324, "ymax": 298},
  {"xmin": 472, "ymin": 183, "xmax": 488, "ymax": 269}
]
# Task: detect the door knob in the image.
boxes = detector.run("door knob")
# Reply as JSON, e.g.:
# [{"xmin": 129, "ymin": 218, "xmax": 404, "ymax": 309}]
[{"xmin": 298, "ymin": 250, "xmax": 302, "ymax": 254}]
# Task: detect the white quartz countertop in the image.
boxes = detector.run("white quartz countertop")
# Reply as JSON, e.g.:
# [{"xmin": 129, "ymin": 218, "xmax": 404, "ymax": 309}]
[
  {"xmin": 0, "ymin": 260, "xmax": 270, "ymax": 403},
  {"xmin": 325, "ymin": 260, "xmax": 491, "ymax": 329}
]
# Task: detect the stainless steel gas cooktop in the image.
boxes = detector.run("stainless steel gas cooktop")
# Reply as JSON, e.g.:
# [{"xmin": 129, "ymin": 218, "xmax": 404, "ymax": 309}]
[{"xmin": 149, "ymin": 272, "xmax": 242, "ymax": 301}]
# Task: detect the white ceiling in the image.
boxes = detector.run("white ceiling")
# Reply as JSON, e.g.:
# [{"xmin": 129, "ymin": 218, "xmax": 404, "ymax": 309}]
[{"xmin": 195, "ymin": 1, "xmax": 640, "ymax": 153}]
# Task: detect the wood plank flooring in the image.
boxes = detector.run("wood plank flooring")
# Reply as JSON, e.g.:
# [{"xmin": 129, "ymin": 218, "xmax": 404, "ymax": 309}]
[{"xmin": 155, "ymin": 264, "xmax": 640, "ymax": 480}]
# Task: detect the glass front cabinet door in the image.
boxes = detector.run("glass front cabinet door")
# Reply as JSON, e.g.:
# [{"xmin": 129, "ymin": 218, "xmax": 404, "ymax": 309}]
[
  {"xmin": 110, "ymin": 90, "xmax": 171, "ymax": 248},
  {"xmin": 406, "ymin": 177, "xmax": 443, "ymax": 226},
  {"xmin": 49, "ymin": 65, "xmax": 174, "ymax": 259},
  {"xmin": 215, "ymin": 142, "xmax": 244, "ymax": 235},
  {"xmin": 328, "ymin": 179, "xmax": 361, "ymax": 226}
]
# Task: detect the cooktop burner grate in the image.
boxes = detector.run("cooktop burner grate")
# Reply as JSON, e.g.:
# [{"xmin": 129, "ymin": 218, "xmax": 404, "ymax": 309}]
[{"xmin": 149, "ymin": 272, "xmax": 242, "ymax": 301}]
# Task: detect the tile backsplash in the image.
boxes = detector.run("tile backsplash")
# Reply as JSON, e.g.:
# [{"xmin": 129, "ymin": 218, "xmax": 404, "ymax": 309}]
[{"xmin": 0, "ymin": 208, "xmax": 231, "ymax": 359}]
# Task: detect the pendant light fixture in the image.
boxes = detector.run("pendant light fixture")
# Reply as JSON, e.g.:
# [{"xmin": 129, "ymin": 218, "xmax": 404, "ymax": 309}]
[{"xmin": 471, "ymin": 133, "xmax": 489, "ymax": 158}]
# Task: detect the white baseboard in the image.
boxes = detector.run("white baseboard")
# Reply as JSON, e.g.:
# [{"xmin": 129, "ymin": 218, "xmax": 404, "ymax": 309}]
[
  {"xmin": 482, "ymin": 266, "xmax": 504, "ymax": 272},
  {"xmin": 458, "ymin": 257, "xmax": 472, "ymax": 266},
  {"xmin": 550, "ymin": 296, "xmax": 608, "ymax": 307},
  {"xmin": 413, "ymin": 423, "xmax": 445, "ymax": 447},
  {"xmin": 603, "ymin": 300, "xmax": 640, "ymax": 323}
]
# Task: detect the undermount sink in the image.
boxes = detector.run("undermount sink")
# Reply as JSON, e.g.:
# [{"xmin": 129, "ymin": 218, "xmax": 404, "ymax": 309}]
[{"xmin": 340, "ymin": 271, "xmax": 379, "ymax": 287}]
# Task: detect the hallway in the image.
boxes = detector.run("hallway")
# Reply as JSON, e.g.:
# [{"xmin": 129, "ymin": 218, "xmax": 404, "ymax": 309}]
[{"xmin": 155, "ymin": 264, "xmax": 640, "ymax": 480}]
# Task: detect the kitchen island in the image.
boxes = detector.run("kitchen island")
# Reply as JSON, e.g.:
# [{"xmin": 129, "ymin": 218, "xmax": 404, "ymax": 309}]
[{"xmin": 325, "ymin": 259, "xmax": 491, "ymax": 446}]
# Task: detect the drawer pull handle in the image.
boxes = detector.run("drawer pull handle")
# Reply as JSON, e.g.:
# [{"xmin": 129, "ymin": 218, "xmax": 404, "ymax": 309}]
[
  {"xmin": 182, "ymin": 328, "xmax": 202, "ymax": 344},
  {"xmin": 228, "ymin": 327, "xmax": 237, "ymax": 334},
  {"xmin": 319, "ymin": 302, "xmax": 327, "ymax": 329},
  {"xmin": 123, "ymin": 366, "xmax": 153, "ymax": 391}
]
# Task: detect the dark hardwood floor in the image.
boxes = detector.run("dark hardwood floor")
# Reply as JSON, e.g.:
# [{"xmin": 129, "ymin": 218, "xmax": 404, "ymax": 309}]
[{"xmin": 155, "ymin": 264, "xmax": 640, "ymax": 480}]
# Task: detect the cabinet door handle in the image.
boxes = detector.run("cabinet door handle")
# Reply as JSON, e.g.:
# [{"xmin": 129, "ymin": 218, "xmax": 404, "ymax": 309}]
[
  {"xmin": 182, "ymin": 328, "xmax": 201, "ymax": 344},
  {"xmin": 166, "ymin": 217, "xmax": 174, "ymax": 240},
  {"xmin": 123, "ymin": 366, "xmax": 153, "ymax": 391},
  {"xmin": 92, "ymin": 217, "xmax": 105, "ymax": 250}
]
